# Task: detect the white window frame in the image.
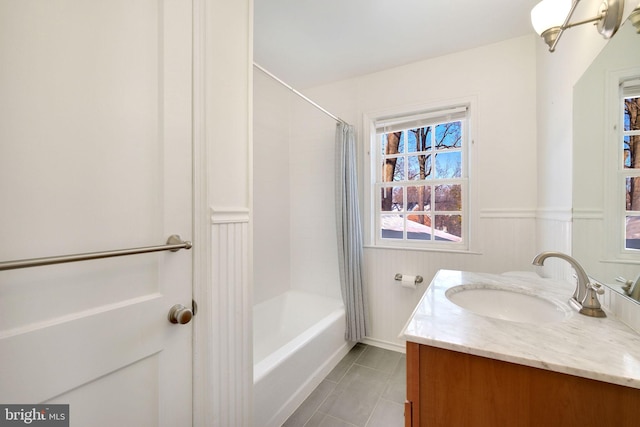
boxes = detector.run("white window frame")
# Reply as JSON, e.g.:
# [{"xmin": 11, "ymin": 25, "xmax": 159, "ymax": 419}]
[
  {"xmin": 605, "ymin": 68, "xmax": 640, "ymax": 261},
  {"xmin": 362, "ymin": 98, "xmax": 477, "ymax": 252}
]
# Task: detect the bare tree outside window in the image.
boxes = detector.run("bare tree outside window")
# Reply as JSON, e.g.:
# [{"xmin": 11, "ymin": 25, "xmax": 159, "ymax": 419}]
[
  {"xmin": 625, "ymin": 97, "xmax": 640, "ymax": 209},
  {"xmin": 379, "ymin": 120, "xmax": 464, "ymax": 243},
  {"xmin": 624, "ymin": 96, "xmax": 640, "ymax": 249}
]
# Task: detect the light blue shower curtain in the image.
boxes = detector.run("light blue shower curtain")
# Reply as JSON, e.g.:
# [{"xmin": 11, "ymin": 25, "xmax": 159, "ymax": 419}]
[{"xmin": 335, "ymin": 122, "xmax": 369, "ymax": 342}]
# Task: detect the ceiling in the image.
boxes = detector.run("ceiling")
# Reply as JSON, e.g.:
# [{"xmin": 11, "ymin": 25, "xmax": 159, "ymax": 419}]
[{"xmin": 254, "ymin": 0, "xmax": 541, "ymax": 88}]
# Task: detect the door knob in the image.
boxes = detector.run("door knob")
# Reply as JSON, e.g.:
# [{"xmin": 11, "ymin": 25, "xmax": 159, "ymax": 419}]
[{"xmin": 168, "ymin": 304, "xmax": 193, "ymax": 324}]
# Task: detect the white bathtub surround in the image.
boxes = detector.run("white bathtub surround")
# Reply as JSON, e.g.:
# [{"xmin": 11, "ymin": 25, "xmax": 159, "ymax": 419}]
[
  {"xmin": 253, "ymin": 68, "xmax": 342, "ymax": 305},
  {"xmin": 253, "ymin": 65, "xmax": 354, "ymax": 427},
  {"xmin": 335, "ymin": 122, "xmax": 369, "ymax": 341},
  {"xmin": 402, "ymin": 269, "xmax": 640, "ymax": 389},
  {"xmin": 253, "ymin": 290, "xmax": 352, "ymax": 427}
]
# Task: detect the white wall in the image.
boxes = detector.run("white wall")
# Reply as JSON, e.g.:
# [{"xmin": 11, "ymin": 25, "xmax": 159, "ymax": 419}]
[{"xmin": 304, "ymin": 35, "xmax": 539, "ymax": 348}]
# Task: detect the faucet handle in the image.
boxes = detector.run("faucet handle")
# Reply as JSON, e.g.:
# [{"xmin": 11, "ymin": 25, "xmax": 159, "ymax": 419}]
[
  {"xmin": 616, "ymin": 276, "xmax": 633, "ymax": 292},
  {"xmin": 587, "ymin": 282, "xmax": 605, "ymax": 295},
  {"xmin": 579, "ymin": 283, "xmax": 607, "ymax": 318}
]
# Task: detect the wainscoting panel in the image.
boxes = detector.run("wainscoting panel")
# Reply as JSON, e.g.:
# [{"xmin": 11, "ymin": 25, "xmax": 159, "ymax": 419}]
[
  {"xmin": 208, "ymin": 211, "xmax": 251, "ymax": 426},
  {"xmin": 535, "ymin": 210, "xmax": 572, "ymax": 282},
  {"xmin": 364, "ymin": 213, "xmax": 537, "ymax": 348}
]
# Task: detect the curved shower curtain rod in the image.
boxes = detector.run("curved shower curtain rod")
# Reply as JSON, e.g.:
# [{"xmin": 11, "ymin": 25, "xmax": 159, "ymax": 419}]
[{"xmin": 253, "ymin": 62, "xmax": 348, "ymax": 126}]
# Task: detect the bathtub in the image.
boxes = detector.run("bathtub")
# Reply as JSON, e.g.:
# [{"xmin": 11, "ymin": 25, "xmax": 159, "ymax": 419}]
[{"xmin": 253, "ymin": 290, "xmax": 351, "ymax": 427}]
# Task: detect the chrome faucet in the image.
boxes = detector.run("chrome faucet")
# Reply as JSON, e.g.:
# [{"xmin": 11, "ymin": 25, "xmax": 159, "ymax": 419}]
[{"xmin": 532, "ymin": 251, "xmax": 606, "ymax": 318}]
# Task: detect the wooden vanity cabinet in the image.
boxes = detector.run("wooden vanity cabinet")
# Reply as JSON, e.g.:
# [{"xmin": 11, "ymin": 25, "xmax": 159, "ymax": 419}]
[{"xmin": 405, "ymin": 342, "xmax": 640, "ymax": 427}]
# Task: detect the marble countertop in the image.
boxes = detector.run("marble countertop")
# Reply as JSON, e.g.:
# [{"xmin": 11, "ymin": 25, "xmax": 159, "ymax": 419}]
[{"xmin": 401, "ymin": 269, "xmax": 640, "ymax": 389}]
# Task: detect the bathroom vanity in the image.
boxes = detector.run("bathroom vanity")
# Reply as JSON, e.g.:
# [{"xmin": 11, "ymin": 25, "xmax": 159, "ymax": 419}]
[{"xmin": 402, "ymin": 270, "xmax": 640, "ymax": 427}]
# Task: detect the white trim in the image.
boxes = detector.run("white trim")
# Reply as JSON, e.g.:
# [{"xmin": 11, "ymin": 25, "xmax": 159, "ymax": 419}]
[
  {"xmin": 535, "ymin": 208, "xmax": 572, "ymax": 222},
  {"xmin": 362, "ymin": 337, "xmax": 406, "ymax": 353},
  {"xmin": 600, "ymin": 258, "xmax": 640, "ymax": 265},
  {"xmin": 362, "ymin": 114, "xmax": 376, "ymax": 246},
  {"xmin": 192, "ymin": 1, "xmax": 253, "ymax": 425},
  {"xmin": 375, "ymin": 106, "xmax": 467, "ymax": 133},
  {"xmin": 479, "ymin": 208, "xmax": 537, "ymax": 218},
  {"xmin": 572, "ymin": 208, "xmax": 604, "ymax": 219},
  {"xmin": 605, "ymin": 67, "xmax": 640, "ymax": 260},
  {"xmin": 363, "ymin": 244, "xmax": 483, "ymax": 255},
  {"xmin": 362, "ymin": 97, "xmax": 478, "ymax": 252},
  {"xmin": 191, "ymin": 0, "xmax": 211, "ymax": 425},
  {"xmin": 211, "ymin": 208, "xmax": 251, "ymax": 224}
]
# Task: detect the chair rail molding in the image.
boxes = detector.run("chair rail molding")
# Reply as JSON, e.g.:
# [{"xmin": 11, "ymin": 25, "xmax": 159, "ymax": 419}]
[
  {"xmin": 211, "ymin": 207, "xmax": 251, "ymax": 224},
  {"xmin": 479, "ymin": 208, "xmax": 537, "ymax": 218},
  {"xmin": 536, "ymin": 207, "xmax": 573, "ymax": 222},
  {"xmin": 572, "ymin": 208, "xmax": 604, "ymax": 220}
]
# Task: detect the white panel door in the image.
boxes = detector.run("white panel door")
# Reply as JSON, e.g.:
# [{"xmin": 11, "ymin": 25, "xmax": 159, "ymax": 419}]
[{"xmin": 0, "ymin": 1, "xmax": 193, "ymax": 425}]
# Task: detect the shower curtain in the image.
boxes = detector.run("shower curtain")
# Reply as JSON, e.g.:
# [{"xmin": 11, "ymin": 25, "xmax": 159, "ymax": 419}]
[{"xmin": 335, "ymin": 122, "xmax": 369, "ymax": 342}]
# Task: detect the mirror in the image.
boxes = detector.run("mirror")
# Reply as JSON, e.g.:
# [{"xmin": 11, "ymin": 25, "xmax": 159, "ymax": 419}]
[{"xmin": 573, "ymin": 18, "xmax": 640, "ymax": 301}]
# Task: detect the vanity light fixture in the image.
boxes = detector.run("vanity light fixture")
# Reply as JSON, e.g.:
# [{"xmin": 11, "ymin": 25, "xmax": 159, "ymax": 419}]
[
  {"xmin": 531, "ymin": 0, "xmax": 624, "ymax": 52},
  {"xmin": 630, "ymin": 6, "xmax": 640, "ymax": 33}
]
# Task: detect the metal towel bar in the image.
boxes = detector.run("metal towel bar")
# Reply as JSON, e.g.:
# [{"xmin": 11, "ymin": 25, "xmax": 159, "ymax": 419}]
[{"xmin": 0, "ymin": 234, "xmax": 192, "ymax": 271}]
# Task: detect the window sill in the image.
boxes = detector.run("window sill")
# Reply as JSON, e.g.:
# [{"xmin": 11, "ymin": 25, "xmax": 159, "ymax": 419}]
[
  {"xmin": 600, "ymin": 258, "xmax": 640, "ymax": 266},
  {"xmin": 363, "ymin": 244, "xmax": 482, "ymax": 255}
]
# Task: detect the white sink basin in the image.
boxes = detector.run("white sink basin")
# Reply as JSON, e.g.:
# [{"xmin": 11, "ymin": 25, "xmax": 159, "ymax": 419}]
[{"xmin": 445, "ymin": 284, "xmax": 569, "ymax": 323}]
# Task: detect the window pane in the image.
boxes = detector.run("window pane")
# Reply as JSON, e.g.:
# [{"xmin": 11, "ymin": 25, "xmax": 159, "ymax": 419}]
[
  {"xmin": 625, "ymin": 97, "xmax": 640, "ymax": 131},
  {"xmin": 407, "ymin": 185, "xmax": 431, "ymax": 212},
  {"xmin": 393, "ymin": 157, "xmax": 405, "ymax": 181},
  {"xmin": 380, "ymin": 186, "xmax": 403, "ymax": 212},
  {"xmin": 408, "ymin": 156, "xmax": 419, "ymax": 180},
  {"xmin": 407, "ymin": 215, "xmax": 432, "ymax": 240},
  {"xmin": 626, "ymin": 177, "xmax": 640, "ymax": 211},
  {"xmin": 408, "ymin": 155, "xmax": 431, "ymax": 180},
  {"xmin": 380, "ymin": 214, "xmax": 403, "ymax": 239},
  {"xmin": 626, "ymin": 135, "xmax": 640, "ymax": 169},
  {"xmin": 624, "ymin": 136, "xmax": 631, "ymax": 168},
  {"xmin": 435, "ymin": 152, "xmax": 461, "ymax": 178},
  {"xmin": 408, "ymin": 127, "xmax": 431, "ymax": 153},
  {"xmin": 407, "ymin": 130, "xmax": 417, "ymax": 153},
  {"xmin": 435, "ymin": 122, "xmax": 461, "ymax": 148},
  {"xmin": 625, "ymin": 135, "xmax": 640, "ymax": 169},
  {"xmin": 435, "ymin": 215, "xmax": 462, "ymax": 241},
  {"xmin": 381, "ymin": 156, "xmax": 405, "ymax": 182},
  {"xmin": 626, "ymin": 216, "xmax": 640, "ymax": 250},
  {"xmin": 435, "ymin": 184, "xmax": 462, "ymax": 211},
  {"xmin": 381, "ymin": 132, "xmax": 404, "ymax": 155}
]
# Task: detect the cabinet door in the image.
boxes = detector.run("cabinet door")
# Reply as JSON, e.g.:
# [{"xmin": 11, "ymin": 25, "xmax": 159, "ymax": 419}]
[{"xmin": 406, "ymin": 343, "xmax": 640, "ymax": 427}]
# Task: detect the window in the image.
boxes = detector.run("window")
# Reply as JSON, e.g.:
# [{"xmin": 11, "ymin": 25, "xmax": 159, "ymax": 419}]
[
  {"xmin": 621, "ymin": 79, "xmax": 640, "ymax": 250},
  {"xmin": 369, "ymin": 105, "xmax": 470, "ymax": 249}
]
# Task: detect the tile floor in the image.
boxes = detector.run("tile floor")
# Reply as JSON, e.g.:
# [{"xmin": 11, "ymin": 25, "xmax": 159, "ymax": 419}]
[{"xmin": 282, "ymin": 343, "xmax": 406, "ymax": 427}]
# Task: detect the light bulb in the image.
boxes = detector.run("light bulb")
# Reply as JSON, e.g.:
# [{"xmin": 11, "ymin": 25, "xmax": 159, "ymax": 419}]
[{"xmin": 531, "ymin": 0, "xmax": 573, "ymax": 35}]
